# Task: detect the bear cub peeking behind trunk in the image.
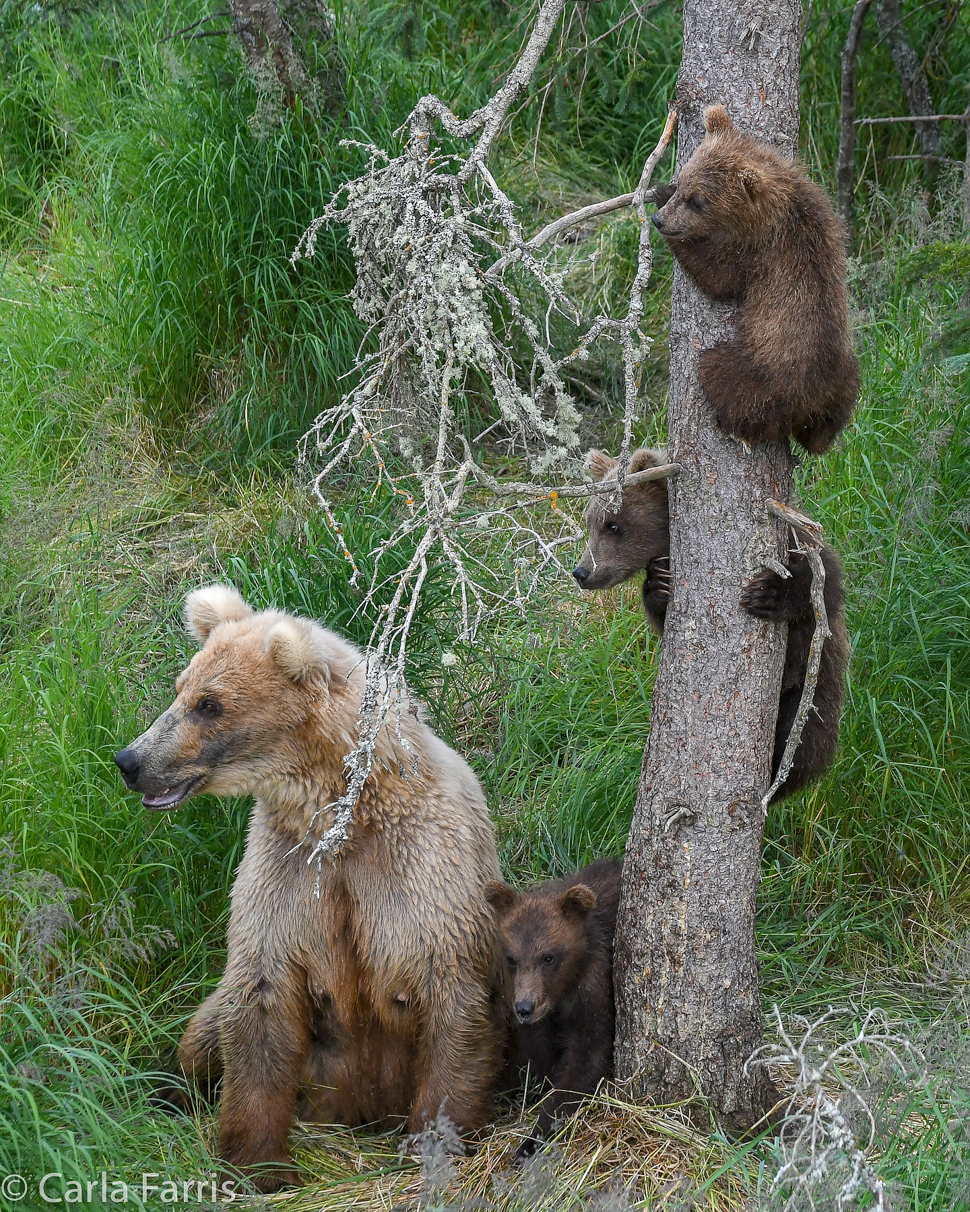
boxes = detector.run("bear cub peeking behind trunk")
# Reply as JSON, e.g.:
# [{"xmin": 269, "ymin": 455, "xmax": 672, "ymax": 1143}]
[
  {"xmin": 115, "ymin": 586, "xmax": 506, "ymax": 1193},
  {"xmin": 573, "ymin": 449, "xmax": 850, "ymax": 799},
  {"xmin": 652, "ymin": 105, "xmax": 859, "ymax": 455},
  {"xmin": 486, "ymin": 858, "xmax": 621, "ymax": 1158}
]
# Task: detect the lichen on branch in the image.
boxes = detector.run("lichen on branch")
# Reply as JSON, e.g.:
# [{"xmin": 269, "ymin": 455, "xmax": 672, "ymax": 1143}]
[{"xmin": 290, "ymin": 0, "xmax": 674, "ymax": 857}]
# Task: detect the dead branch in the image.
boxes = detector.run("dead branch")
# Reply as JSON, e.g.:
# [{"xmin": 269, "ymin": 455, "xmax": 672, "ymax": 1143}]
[
  {"xmin": 855, "ymin": 112, "xmax": 967, "ymax": 123},
  {"xmin": 747, "ymin": 1004, "xmax": 920, "ymax": 1210},
  {"xmin": 886, "ymin": 153, "xmax": 962, "ymax": 163},
  {"xmin": 613, "ymin": 104, "xmax": 677, "ymax": 491},
  {"xmin": 761, "ymin": 500, "xmax": 830, "ymax": 810},
  {"xmin": 765, "ymin": 498, "xmax": 825, "ymax": 542},
  {"xmin": 486, "ymin": 191, "xmax": 640, "ymax": 279},
  {"xmin": 410, "ymin": 0, "xmax": 571, "ymax": 183},
  {"xmin": 837, "ymin": 0, "xmax": 873, "ymax": 236},
  {"xmin": 485, "ymin": 109, "xmax": 674, "ymax": 284},
  {"xmin": 290, "ymin": 1, "xmax": 674, "ymax": 858},
  {"xmin": 466, "ymin": 458, "xmax": 681, "ymax": 500},
  {"xmin": 158, "ymin": 10, "xmax": 231, "ymax": 42}
]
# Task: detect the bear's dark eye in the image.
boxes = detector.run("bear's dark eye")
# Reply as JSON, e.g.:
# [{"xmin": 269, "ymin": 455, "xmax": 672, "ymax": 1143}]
[
  {"xmin": 506, "ymin": 954, "xmax": 517, "ymax": 968},
  {"xmin": 685, "ymin": 194, "xmax": 704, "ymax": 212},
  {"xmin": 604, "ymin": 520, "xmax": 621, "ymax": 536},
  {"xmin": 195, "ymin": 695, "xmax": 223, "ymax": 718},
  {"xmin": 542, "ymin": 953, "xmax": 556, "ymax": 967}
]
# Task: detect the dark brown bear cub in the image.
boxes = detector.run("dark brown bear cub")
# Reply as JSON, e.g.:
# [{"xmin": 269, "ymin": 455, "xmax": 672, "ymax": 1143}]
[
  {"xmin": 652, "ymin": 105, "xmax": 859, "ymax": 454},
  {"xmin": 573, "ymin": 449, "xmax": 850, "ymax": 799},
  {"xmin": 486, "ymin": 858, "xmax": 621, "ymax": 1157}
]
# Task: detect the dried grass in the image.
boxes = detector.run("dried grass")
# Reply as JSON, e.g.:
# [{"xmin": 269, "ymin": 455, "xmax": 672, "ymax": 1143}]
[{"xmin": 263, "ymin": 1090, "xmax": 756, "ymax": 1211}]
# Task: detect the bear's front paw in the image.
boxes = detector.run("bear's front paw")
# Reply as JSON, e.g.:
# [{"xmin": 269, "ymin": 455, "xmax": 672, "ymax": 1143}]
[
  {"xmin": 645, "ymin": 557, "xmax": 671, "ymax": 601},
  {"xmin": 653, "ymin": 182, "xmax": 676, "ymax": 208},
  {"xmin": 220, "ymin": 1163, "xmax": 302, "ymax": 1196},
  {"xmin": 148, "ymin": 1078, "xmax": 195, "ymax": 1116},
  {"xmin": 514, "ymin": 1134, "xmax": 544, "ymax": 1164},
  {"xmin": 740, "ymin": 568, "xmax": 792, "ymax": 621}
]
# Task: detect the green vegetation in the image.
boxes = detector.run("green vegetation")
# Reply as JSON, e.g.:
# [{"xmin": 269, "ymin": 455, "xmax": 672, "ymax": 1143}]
[{"xmin": 1, "ymin": 0, "xmax": 969, "ymax": 1206}]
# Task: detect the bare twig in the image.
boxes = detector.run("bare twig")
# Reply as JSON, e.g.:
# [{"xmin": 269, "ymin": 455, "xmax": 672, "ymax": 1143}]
[
  {"xmin": 613, "ymin": 104, "xmax": 677, "ymax": 491},
  {"xmin": 486, "ymin": 191, "xmax": 641, "ymax": 279},
  {"xmin": 466, "ymin": 459, "xmax": 681, "ymax": 500},
  {"xmin": 761, "ymin": 500, "xmax": 829, "ymax": 811},
  {"xmin": 157, "ymin": 9, "xmax": 230, "ymax": 41},
  {"xmin": 484, "ymin": 112, "xmax": 674, "ymax": 280},
  {"xmin": 886, "ymin": 153, "xmax": 962, "ymax": 163},
  {"xmin": 836, "ymin": 0, "xmax": 873, "ymax": 236},
  {"xmin": 855, "ymin": 112, "xmax": 967, "ymax": 123}
]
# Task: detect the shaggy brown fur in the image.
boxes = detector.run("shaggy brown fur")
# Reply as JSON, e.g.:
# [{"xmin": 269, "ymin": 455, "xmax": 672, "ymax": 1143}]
[
  {"xmin": 116, "ymin": 586, "xmax": 506, "ymax": 1193},
  {"xmin": 573, "ymin": 450, "xmax": 850, "ymax": 798},
  {"xmin": 486, "ymin": 858, "xmax": 621, "ymax": 1157},
  {"xmin": 652, "ymin": 105, "xmax": 860, "ymax": 454}
]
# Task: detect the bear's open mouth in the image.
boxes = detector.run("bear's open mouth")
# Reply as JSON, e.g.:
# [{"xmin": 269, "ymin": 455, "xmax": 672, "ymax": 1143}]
[{"xmin": 142, "ymin": 776, "xmax": 204, "ymax": 811}]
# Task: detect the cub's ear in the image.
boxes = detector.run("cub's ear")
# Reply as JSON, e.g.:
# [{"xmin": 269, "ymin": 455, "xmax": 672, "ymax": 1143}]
[
  {"xmin": 265, "ymin": 618, "xmax": 331, "ymax": 685},
  {"xmin": 740, "ymin": 166, "xmax": 767, "ymax": 201},
  {"xmin": 185, "ymin": 585, "xmax": 253, "ymax": 645},
  {"xmin": 629, "ymin": 447, "xmax": 665, "ymax": 474},
  {"xmin": 485, "ymin": 881, "xmax": 517, "ymax": 916},
  {"xmin": 560, "ymin": 884, "xmax": 596, "ymax": 917},
  {"xmin": 704, "ymin": 104, "xmax": 733, "ymax": 135},
  {"xmin": 587, "ymin": 449, "xmax": 617, "ymax": 482}
]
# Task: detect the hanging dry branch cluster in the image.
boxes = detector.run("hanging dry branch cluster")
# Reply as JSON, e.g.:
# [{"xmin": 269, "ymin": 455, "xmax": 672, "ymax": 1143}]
[
  {"xmin": 748, "ymin": 1005, "xmax": 919, "ymax": 1211},
  {"xmin": 290, "ymin": 0, "xmax": 676, "ymax": 861}
]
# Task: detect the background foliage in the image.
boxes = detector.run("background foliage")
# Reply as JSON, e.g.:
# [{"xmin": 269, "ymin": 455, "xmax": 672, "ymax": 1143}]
[{"xmin": 1, "ymin": 0, "xmax": 969, "ymax": 1205}]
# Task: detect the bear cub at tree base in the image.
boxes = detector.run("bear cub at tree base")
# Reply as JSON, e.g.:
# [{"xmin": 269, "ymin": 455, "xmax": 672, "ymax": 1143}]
[
  {"xmin": 115, "ymin": 586, "xmax": 505, "ymax": 1193},
  {"xmin": 573, "ymin": 450, "xmax": 850, "ymax": 798},
  {"xmin": 652, "ymin": 104, "xmax": 859, "ymax": 455},
  {"xmin": 486, "ymin": 858, "xmax": 621, "ymax": 1157}
]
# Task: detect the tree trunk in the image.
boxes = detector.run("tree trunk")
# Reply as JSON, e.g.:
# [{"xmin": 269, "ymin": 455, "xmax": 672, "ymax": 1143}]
[
  {"xmin": 875, "ymin": 0, "xmax": 942, "ymax": 185},
  {"xmin": 613, "ymin": 0, "xmax": 800, "ymax": 1131},
  {"xmin": 837, "ymin": 0, "xmax": 874, "ymax": 239},
  {"xmin": 229, "ymin": 0, "xmax": 337, "ymax": 108}
]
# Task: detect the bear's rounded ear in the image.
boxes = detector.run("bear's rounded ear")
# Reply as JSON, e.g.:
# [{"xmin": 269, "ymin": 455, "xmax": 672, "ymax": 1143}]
[
  {"xmin": 587, "ymin": 450, "xmax": 616, "ymax": 483},
  {"xmin": 265, "ymin": 618, "xmax": 332, "ymax": 685},
  {"xmin": 485, "ymin": 881, "xmax": 517, "ymax": 916},
  {"xmin": 703, "ymin": 104, "xmax": 733, "ymax": 136},
  {"xmin": 740, "ymin": 166, "xmax": 766, "ymax": 201},
  {"xmin": 185, "ymin": 585, "xmax": 253, "ymax": 645},
  {"xmin": 629, "ymin": 447, "xmax": 665, "ymax": 474},
  {"xmin": 560, "ymin": 884, "xmax": 596, "ymax": 916}
]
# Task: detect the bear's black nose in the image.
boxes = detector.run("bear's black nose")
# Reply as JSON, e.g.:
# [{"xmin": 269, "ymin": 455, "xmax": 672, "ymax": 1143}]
[
  {"xmin": 514, "ymin": 999, "xmax": 535, "ymax": 1023},
  {"xmin": 115, "ymin": 747, "xmax": 141, "ymax": 788},
  {"xmin": 572, "ymin": 566, "xmax": 590, "ymax": 586},
  {"xmin": 651, "ymin": 213, "xmax": 663, "ymax": 231}
]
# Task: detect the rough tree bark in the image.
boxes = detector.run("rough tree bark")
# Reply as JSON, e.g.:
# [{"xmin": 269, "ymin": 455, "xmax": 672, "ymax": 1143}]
[{"xmin": 614, "ymin": 0, "xmax": 800, "ymax": 1130}]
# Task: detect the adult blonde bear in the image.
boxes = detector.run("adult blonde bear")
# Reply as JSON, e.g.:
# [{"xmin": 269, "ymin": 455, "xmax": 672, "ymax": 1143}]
[{"xmin": 116, "ymin": 586, "xmax": 505, "ymax": 1192}]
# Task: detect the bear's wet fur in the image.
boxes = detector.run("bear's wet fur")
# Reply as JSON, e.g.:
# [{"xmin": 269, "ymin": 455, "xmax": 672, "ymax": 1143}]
[
  {"xmin": 574, "ymin": 449, "xmax": 850, "ymax": 798},
  {"xmin": 486, "ymin": 858, "xmax": 621, "ymax": 1156},
  {"xmin": 116, "ymin": 586, "xmax": 506, "ymax": 1192},
  {"xmin": 652, "ymin": 105, "xmax": 859, "ymax": 454}
]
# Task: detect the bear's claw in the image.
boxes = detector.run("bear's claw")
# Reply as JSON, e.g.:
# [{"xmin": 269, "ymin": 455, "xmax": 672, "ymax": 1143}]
[{"xmin": 740, "ymin": 569, "xmax": 790, "ymax": 620}]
